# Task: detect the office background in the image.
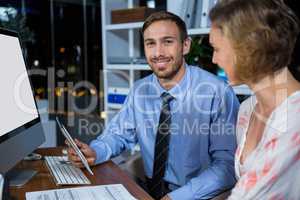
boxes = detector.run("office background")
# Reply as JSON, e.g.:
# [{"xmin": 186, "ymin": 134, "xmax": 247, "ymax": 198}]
[{"xmin": 0, "ymin": 0, "xmax": 299, "ymax": 182}]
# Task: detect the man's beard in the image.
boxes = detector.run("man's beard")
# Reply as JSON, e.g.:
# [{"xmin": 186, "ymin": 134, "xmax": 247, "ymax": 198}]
[{"xmin": 150, "ymin": 56, "xmax": 183, "ymax": 80}]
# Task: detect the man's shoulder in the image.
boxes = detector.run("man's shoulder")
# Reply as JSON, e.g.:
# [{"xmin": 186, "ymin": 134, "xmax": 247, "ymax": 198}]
[
  {"xmin": 189, "ymin": 65, "xmax": 226, "ymax": 85},
  {"xmin": 133, "ymin": 73, "xmax": 153, "ymax": 86},
  {"xmin": 130, "ymin": 72, "xmax": 155, "ymax": 93},
  {"xmin": 188, "ymin": 65, "xmax": 231, "ymax": 92},
  {"xmin": 134, "ymin": 72, "xmax": 154, "ymax": 84}
]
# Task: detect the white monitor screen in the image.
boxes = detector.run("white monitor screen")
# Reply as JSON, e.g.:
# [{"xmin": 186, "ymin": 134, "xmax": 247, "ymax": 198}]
[{"xmin": 0, "ymin": 33, "xmax": 38, "ymax": 137}]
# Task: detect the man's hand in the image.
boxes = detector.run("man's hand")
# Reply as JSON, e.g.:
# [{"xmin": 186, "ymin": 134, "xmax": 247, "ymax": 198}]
[
  {"xmin": 66, "ymin": 139, "xmax": 97, "ymax": 168},
  {"xmin": 160, "ymin": 195, "xmax": 171, "ymax": 200}
]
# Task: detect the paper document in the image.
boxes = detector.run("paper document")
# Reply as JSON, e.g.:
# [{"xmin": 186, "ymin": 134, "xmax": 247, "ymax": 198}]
[
  {"xmin": 56, "ymin": 117, "xmax": 94, "ymax": 175},
  {"xmin": 26, "ymin": 184, "xmax": 137, "ymax": 200}
]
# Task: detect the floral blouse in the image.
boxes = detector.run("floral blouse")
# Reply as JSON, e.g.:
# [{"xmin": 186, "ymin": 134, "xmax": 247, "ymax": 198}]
[{"xmin": 228, "ymin": 91, "xmax": 300, "ymax": 200}]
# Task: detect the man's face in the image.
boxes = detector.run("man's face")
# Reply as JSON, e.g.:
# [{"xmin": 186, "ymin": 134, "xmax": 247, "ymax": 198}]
[{"xmin": 143, "ymin": 20, "xmax": 190, "ymax": 83}]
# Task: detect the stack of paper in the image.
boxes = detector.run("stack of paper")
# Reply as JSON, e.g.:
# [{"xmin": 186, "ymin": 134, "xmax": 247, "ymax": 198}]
[{"xmin": 26, "ymin": 184, "xmax": 137, "ymax": 200}]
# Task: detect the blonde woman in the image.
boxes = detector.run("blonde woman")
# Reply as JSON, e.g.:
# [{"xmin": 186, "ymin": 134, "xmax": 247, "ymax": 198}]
[{"xmin": 209, "ymin": 0, "xmax": 300, "ymax": 199}]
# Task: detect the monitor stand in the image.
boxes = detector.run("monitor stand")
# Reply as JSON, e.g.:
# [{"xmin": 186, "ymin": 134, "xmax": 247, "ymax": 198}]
[{"xmin": 7, "ymin": 169, "xmax": 37, "ymax": 187}]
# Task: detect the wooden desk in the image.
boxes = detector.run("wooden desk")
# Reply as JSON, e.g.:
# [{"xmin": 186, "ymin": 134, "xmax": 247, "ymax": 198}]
[{"xmin": 9, "ymin": 147, "xmax": 153, "ymax": 200}]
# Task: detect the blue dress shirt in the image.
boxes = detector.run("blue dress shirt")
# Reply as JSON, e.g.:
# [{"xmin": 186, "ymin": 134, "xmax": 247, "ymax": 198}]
[{"xmin": 90, "ymin": 65, "xmax": 239, "ymax": 200}]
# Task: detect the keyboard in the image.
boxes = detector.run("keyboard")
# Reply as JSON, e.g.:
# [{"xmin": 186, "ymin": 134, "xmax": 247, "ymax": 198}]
[{"xmin": 45, "ymin": 156, "xmax": 91, "ymax": 185}]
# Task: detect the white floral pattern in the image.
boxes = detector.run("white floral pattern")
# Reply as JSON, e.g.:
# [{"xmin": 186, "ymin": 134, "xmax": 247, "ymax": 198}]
[{"xmin": 228, "ymin": 91, "xmax": 300, "ymax": 200}]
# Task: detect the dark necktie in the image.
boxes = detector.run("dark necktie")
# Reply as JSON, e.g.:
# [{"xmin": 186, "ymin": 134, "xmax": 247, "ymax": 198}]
[{"xmin": 149, "ymin": 92, "xmax": 174, "ymax": 199}]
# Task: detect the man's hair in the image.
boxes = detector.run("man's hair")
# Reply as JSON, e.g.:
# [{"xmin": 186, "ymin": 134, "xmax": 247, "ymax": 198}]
[
  {"xmin": 209, "ymin": 0, "xmax": 300, "ymax": 83},
  {"xmin": 142, "ymin": 11, "xmax": 188, "ymax": 42}
]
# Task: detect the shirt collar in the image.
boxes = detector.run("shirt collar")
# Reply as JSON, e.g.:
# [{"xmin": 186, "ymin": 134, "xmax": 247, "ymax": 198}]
[{"xmin": 152, "ymin": 63, "xmax": 190, "ymax": 102}]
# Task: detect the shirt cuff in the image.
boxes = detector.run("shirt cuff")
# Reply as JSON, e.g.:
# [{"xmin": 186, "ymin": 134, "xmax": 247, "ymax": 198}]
[
  {"xmin": 168, "ymin": 184, "xmax": 194, "ymax": 200},
  {"xmin": 90, "ymin": 140, "xmax": 112, "ymax": 164}
]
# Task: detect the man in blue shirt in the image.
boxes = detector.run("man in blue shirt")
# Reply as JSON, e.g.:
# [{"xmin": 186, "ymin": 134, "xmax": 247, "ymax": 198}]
[{"xmin": 68, "ymin": 11, "xmax": 239, "ymax": 200}]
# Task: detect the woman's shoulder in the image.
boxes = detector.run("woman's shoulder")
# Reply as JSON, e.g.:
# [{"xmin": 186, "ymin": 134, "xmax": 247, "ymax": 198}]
[
  {"xmin": 284, "ymin": 90, "xmax": 300, "ymax": 130},
  {"xmin": 265, "ymin": 91, "xmax": 300, "ymax": 139}
]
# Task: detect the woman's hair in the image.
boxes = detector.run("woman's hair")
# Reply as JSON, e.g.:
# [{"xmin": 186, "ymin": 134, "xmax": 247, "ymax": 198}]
[
  {"xmin": 142, "ymin": 11, "xmax": 188, "ymax": 42},
  {"xmin": 209, "ymin": 0, "xmax": 300, "ymax": 83}
]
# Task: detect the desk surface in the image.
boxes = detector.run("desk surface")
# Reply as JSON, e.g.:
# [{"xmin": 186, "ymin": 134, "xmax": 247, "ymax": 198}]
[{"xmin": 9, "ymin": 147, "xmax": 153, "ymax": 200}]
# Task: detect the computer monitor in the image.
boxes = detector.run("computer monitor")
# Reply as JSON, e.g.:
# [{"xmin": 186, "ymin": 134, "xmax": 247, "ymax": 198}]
[{"xmin": 0, "ymin": 28, "xmax": 45, "ymax": 186}]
